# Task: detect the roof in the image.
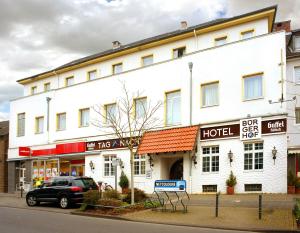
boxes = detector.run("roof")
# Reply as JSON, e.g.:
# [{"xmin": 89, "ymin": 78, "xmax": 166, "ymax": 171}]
[
  {"xmin": 137, "ymin": 125, "xmax": 199, "ymax": 154},
  {"xmin": 18, "ymin": 5, "xmax": 277, "ymax": 84},
  {"xmin": 0, "ymin": 121, "xmax": 9, "ymax": 136}
]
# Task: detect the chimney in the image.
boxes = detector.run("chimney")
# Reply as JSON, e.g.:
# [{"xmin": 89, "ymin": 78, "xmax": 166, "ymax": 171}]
[
  {"xmin": 273, "ymin": 21, "xmax": 291, "ymax": 32},
  {"xmin": 112, "ymin": 41, "xmax": 121, "ymax": 49},
  {"xmin": 180, "ymin": 21, "xmax": 188, "ymax": 30}
]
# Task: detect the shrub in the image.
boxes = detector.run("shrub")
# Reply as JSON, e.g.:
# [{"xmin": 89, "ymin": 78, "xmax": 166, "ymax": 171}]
[
  {"xmin": 226, "ymin": 171, "xmax": 237, "ymax": 187},
  {"xmin": 144, "ymin": 200, "xmax": 161, "ymax": 209},
  {"xmin": 103, "ymin": 189, "xmax": 121, "ymax": 200},
  {"xmin": 124, "ymin": 188, "xmax": 148, "ymax": 203},
  {"xmin": 98, "ymin": 198, "xmax": 123, "ymax": 207},
  {"xmin": 288, "ymin": 170, "xmax": 297, "ymax": 186},
  {"xmin": 83, "ymin": 190, "xmax": 100, "ymax": 205},
  {"xmin": 294, "ymin": 199, "xmax": 300, "ymax": 221},
  {"xmin": 119, "ymin": 171, "xmax": 129, "ymax": 189}
]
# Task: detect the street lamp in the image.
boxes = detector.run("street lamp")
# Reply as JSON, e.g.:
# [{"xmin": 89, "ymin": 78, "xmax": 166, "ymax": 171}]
[
  {"xmin": 272, "ymin": 146, "xmax": 277, "ymax": 164},
  {"xmin": 228, "ymin": 150, "xmax": 233, "ymax": 166}
]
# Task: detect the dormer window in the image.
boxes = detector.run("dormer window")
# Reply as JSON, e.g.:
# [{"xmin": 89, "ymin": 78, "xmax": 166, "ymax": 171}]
[
  {"xmin": 173, "ymin": 47, "xmax": 186, "ymax": 58},
  {"xmin": 294, "ymin": 36, "xmax": 300, "ymax": 51}
]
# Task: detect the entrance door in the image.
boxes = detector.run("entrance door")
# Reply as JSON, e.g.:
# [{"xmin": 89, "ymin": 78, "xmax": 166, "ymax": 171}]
[{"xmin": 169, "ymin": 158, "xmax": 183, "ymax": 180}]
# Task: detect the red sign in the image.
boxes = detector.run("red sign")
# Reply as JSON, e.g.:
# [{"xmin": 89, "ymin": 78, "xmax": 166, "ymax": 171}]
[
  {"xmin": 56, "ymin": 142, "xmax": 86, "ymax": 154},
  {"xmin": 31, "ymin": 148, "xmax": 56, "ymax": 156},
  {"xmin": 19, "ymin": 147, "xmax": 31, "ymax": 156}
]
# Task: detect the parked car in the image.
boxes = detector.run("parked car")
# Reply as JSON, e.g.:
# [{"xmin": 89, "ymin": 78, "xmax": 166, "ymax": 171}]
[{"xmin": 26, "ymin": 176, "xmax": 98, "ymax": 209}]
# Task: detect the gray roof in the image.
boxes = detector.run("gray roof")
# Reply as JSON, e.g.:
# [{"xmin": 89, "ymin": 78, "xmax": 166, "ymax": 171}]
[{"xmin": 0, "ymin": 121, "xmax": 9, "ymax": 136}]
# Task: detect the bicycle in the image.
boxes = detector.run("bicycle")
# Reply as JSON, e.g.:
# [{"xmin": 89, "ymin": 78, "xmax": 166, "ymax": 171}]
[{"xmin": 97, "ymin": 181, "xmax": 113, "ymax": 192}]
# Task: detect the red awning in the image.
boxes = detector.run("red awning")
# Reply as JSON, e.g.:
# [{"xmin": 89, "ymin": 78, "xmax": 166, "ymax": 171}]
[{"xmin": 137, "ymin": 125, "xmax": 199, "ymax": 154}]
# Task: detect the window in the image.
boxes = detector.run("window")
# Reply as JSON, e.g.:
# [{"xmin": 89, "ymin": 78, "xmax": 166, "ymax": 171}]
[
  {"xmin": 79, "ymin": 108, "xmax": 90, "ymax": 127},
  {"xmin": 104, "ymin": 155, "xmax": 116, "ymax": 176},
  {"xmin": 35, "ymin": 116, "xmax": 44, "ymax": 134},
  {"xmin": 245, "ymin": 184, "xmax": 262, "ymax": 192},
  {"xmin": 57, "ymin": 113, "xmax": 66, "ymax": 131},
  {"xmin": 44, "ymin": 83, "xmax": 51, "ymax": 92},
  {"xmin": 166, "ymin": 90, "xmax": 181, "ymax": 125},
  {"xmin": 65, "ymin": 76, "xmax": 74, "ymax": 87},
  {"xmin": 134, "ymin": 97, "xmax": 147, "ymax": 119},
  {"xmin": 173, "ymin": 47, "xmax": 186, "ymax": 58},
  {"xmin": 215, "ymin": 36, "xmax": 227, "ymax": 46},
  {"xmin": 31, "ymin": 86, "xmax": 37, "ymax": 95},
  {"xmin": 294, "ymin": 36, "xmax": 300, "ymax": 51},
  {"xmin": 241, "ymin": 30, "xmax": 254, "ymax": 39},
  {"xmin": 112, "ymin": 63, "xmax": 122, "ymax": 74},
  {"xmin": 244, "ymin": 142, "xmax": 263, "ymax": 170},
  {"xmin": 295, "ymin": 67, "xmax": 300, "ymax": 84},
  {"xmin": 134, "ymin": 154, "xmax": 146, "ymax": 175},
  {"xmin": 296, "ymin": 108, "xmax": 300, "ymax": 124},
  {"xmin": 17, "ymin": 113, "xmax": 25, "ymax": 137},
  {"xmin": 202, "ymin": 185, "xmax": 217, "ymax": 192},
  {"xmin": 202, "ymin": 146, "xmax": 219, "ymax": 173},
  {"xmin": 243, "ymin": 74, "xmax": 263, "ymax": 100},
  {"xmin": 87, "ymin": 70, "xmax": 97, "ymax": 80},
  {"xmin": 201, "ymin": 82, "xmax": 219, "ymax": 107},
  {"xmin": 141, "ymin": 55, "xmax": 153, "ymax": 66},
  {"xmin": 105, "ymin": 103, "xmax": 116, "ymax": 123}
]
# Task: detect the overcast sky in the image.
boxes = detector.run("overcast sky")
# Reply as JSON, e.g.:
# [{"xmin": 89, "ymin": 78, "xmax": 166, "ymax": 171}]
[{"xmin": 0, "ymin": 0, "xmax": 299, "ymax": 121}]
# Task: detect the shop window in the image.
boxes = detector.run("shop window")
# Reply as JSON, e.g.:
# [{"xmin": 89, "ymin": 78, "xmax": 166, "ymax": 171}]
[
  {"xmin": 142, "ymin": 55, "xmax": 153, "ymax": 67},
  {"xmin": 44, "ymin": 83, "xmax": 51, "ymax": 92},
  {"xmin": 104, "ymin": 155, "xmax": 116, "ymax": 176},
  {"xmin": 57, "ymin": 113, "xmax": 66, "ymax": 131},
  {"xmin": 245, "ymin": 184, "xmax": 262, "ymax": 192},
  {"xmin": 105, "ymin": 103, "xmax": 116, "ymax": 123},
  {"xmin": 31, "ymin": 86, "xmax": 37, "ymax": 95},
  {"xmin": 134, "ymin": 97, "xmax": 147, "ymax": 119},
  {"xmin": 65, "ymin": 76, "xmax": 74, "ymax": 87},
  {"xmin": 214, "ymin": 36, "xmax": 227, "ymax": 46},
  {"xmin": 166, "ymin": 90, "xmax": 181, "ymax": 126},
  {"xmin": 173, "ymin": 47, "xmax": 186, "ymax": 58},
  {"xmin": 17, "ymin": 113, "xmax": 25, "ymax": 137},
  {"xmin": 296, "ymin": 108, "xmax": 300, "ymax": 124},
  {"xmin": 134, "ymin": 154, "xmax": 146, "ymax": 175},
  {"xmin": 295, "ymin": 67, "xmax": 300, "ymax": 84},
  {"xmin": 202, "ymin": 146, "xmax": 219, "ymax": 173},
  {"xmin": 243, "ymin": 74, "xmax": 263, "ymax": 100},
  {"xmin": 201, "ymin": 82, "xmax": 219, "ymax": 107},
  {"xmin": 79, "ymin": 108, "xmax": 90, "ymax": 127},
  {"xmin": 241, "ymin": 29, "xmax": 254, "ymax": 39},
  {"xmin": 35, "ymin": 116, "xmax": 44, "ymax": 134},
  {"xmin": 88, "ymin": 70, "xmax": 97, "ymax": 80},
  {"xmin": 244, "ymin": 142, "xmax": 263, "ymax": 170},
  {"xmin": 202, "ymin": 185, "xmax": 217, "ymax": 192},
  {"xmin": 112, "ymin": 63, "xmax": 122, "ymax": 74}
]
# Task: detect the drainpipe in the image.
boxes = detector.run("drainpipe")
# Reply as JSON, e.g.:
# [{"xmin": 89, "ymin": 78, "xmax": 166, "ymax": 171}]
[
  {"xmin": 46, "ymin": 97, "xmax": 51, "ymax": 143},
  {"xmin": 188, "ymin": 62, "xmax": 193, "ymax": 194}
]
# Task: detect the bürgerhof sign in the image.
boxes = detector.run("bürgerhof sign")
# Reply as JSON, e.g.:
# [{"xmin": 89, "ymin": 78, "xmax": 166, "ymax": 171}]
[
  {"xmin": 154, "ymin": 180, "xmax": 186, "ymax": 192},
  {"xmin": 240, "ymin": 117, "xmax": 261, "ymax": 140}
]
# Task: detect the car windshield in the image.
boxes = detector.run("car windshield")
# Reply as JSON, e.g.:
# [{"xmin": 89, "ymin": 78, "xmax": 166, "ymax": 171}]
[{"xmin": 73, "ymin": 178, "xmax": 97, "ymax": 188}]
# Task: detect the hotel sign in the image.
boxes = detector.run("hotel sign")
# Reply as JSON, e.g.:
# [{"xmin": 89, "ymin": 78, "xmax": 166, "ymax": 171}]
[
  {"xmin": 200, "ymin": 118, "xmax": 286, "ymax": 141},
  {"xmin": 86, "ymin": 137, "xmax": 139, "ymax": 151}
]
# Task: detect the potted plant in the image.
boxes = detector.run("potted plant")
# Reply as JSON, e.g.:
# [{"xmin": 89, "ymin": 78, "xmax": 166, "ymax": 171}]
[
  {"xmin": 119, "ymin": 171, "xmax": 129, "ymax": 194},
  {"xmin": 288, "ymin": 170, "xmax": 297, "ymax": 194},
  {"xmin": 226, "ymin": 171, "xmax": 237, "ymax": 195}
]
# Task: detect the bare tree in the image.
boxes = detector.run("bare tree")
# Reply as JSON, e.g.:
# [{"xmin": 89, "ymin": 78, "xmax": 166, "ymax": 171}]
[{"xmin": 92, "ymin": 82, "xmax": 162, "ymax": 204}]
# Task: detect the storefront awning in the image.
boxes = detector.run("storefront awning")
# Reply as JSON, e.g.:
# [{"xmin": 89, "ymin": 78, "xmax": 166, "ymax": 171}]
[{"xmin": 137, "ymin": 125, "xmax": 199, "ymax": 154}]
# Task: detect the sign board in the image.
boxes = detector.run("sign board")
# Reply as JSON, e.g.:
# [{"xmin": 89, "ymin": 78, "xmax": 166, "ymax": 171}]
[
  {"xmin": 240, "ymin": 117, "xmax": 261, "ymax": 140},
  {"xmin": 19, "ymin": 147, "xmax": 31, "ymax": 156},
  {"xmin": 262, "ymin": 118, "xmax": 286, "ymax": 134},
  {"xmin": 200, "ymin": 124, "xmax": 239, "ymax": 140},
  {"xmin": 154, "ymin": 180, "xmax": 186, "ymax": 192},
  {"xmin": 86, "ymin": 137, "xmax": 139, "ymax": 151}
]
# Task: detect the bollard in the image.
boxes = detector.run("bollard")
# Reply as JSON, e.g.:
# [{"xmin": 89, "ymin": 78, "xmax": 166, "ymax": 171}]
[
  {"xmin": 215, "ymin": 193, "xmax": 219, "ymax": 217},
  {"xmin": 258, "ymin": 194, "xmax": 262, "ymax": 220},
  {"xmin": 21, "ymin": 187, "xmax": 23, "ymax": 198}
]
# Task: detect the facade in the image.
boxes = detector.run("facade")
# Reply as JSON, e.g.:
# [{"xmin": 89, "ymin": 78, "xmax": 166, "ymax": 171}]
[
  {"xmin": 7, "ymin": 6, "xmax": 299, "ymax": 193},
  {"xmin": 0, "ymin": 121, "xmax": 8, "ymax": 193}
]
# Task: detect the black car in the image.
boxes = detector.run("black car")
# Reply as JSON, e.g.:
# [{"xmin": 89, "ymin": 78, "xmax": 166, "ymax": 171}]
[{"xmin": 26, "ymin": 176, "xmax": 98, "ymax": 209}]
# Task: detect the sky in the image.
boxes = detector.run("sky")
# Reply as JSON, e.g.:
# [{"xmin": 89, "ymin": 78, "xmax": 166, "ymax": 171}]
[{"xmin": 0, "ymin": 0, "xmax": 299, "ymax": 121}]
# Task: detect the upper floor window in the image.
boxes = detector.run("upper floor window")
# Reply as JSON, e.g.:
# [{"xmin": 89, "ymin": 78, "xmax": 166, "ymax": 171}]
[
  {"xmin": 141, "ymin": 55, "xmax": 153, "ymax": 67},
  {"xmin": 201, "ymin": 82, "xmax": 219, "ymax": 107},
  {"xmin": 44, "ymin": 83, "xmax": 51, "ymax": 92},
  {"xmin": 296, "ymin": 108, "xmax": 300, "ymax": 124},
  {"xmin": 31, "ymin": 86, "xmax": 37, "ymax": 95},
  {"xmin": 57, "ymin": 113, "xmax": 66, "ymax": 131},
  {"xmin": 17, "ymin": 113, "xmax": 25, "ymax": 137},
  {"xmin": 112, "ymin": 63, "xmax": 122, "ymax": 74},
  {"xmin": 134, "ymin": 97, "xmax": 147, "ymax": 119},
  {"xmin": 241, "ymin": 30, "xmax": 254, "ymax": 39},
  {"xmin": 244, "ymin": 142, "xmax": 263, "ymax": 170},
  {"xmin": 65, "ymin": 76, "xmax": 74, "ymax": 87},
  {"xmin": 105, "ymin": 103, "xmax": 116, "ymax": 123},
  {"xmin": 295, "ymin": 66, "xmax": 300, "ymax": 84},
  {"xmin": 173, "ymin": 47, "xmax": 186, "ymax": 58},
  {"xmin": 35, "ymin": 116, "xmax": 44, "ymax": 134},
  {"xmin": 243, "ymin": 73, "xmax": 263, "ymax": 100},
  {"xmin": 202, "ymin": 146, "xmax": 219, "ymax": 173},
  {"xmin": 294, "ymin": 36, "xmax": 300, "ymax": 51},
  {"xmin": 166, "ymin": 90, "xmax": 181, "ymax": 126},
  {"xmin": 87, "ymin": 70, "xmax": 97, "ymax": 81},
  {"xmin": 214, "ymin": 36, "xmax": 227, "ymax": 46},
  {"xmin": 134, "ymin": 154, "xmax": 146, "ymax": 175},
  {"xmin": 79, "ymin": 108, "xmax": 90, "ymax": 127}
]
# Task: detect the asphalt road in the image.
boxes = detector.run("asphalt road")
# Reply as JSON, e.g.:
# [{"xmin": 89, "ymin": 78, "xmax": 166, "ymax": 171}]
[{"xmin": 0, "ymin": 207, "xmax": 253, "ymax": 233}]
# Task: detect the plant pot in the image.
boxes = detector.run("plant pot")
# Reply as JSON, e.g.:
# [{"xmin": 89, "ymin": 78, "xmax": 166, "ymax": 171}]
[
  {"xmin": 227, "ymin": 186, "xmax": 234, "ymax": 195},
  {"xmin": 122, "ymin": 187, "xmax": 129, "ymax": 194},
  {"xmin": 296, "ymin": 187, "xmax": 300, "ymax": 194},
  {"xmin": 288, "ymin": 185, "xmax": 295, "ymax": 194}
]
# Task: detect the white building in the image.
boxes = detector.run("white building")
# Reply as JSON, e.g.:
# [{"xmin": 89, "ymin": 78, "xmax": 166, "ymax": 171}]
[{"xmin": 7, "ymin": 6, "xmax": 300, "ymax": 194}]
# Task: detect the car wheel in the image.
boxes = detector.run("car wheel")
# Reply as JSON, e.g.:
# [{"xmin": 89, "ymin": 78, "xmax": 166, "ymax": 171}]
[
  {"xmin": 26, "ymin": 195, "xmax": 38, "ymax": 207},
  {"xmin": 59, "ymin": 196, "xmax": 69, "ymax": 209}
]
